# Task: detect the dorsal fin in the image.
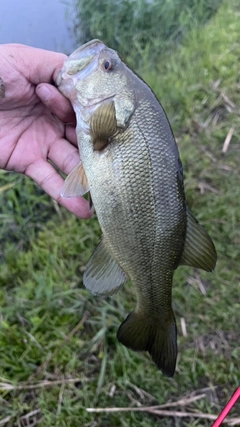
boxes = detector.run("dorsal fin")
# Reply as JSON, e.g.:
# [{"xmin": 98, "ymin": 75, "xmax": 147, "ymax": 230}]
[{"xmin": 179, "ymin": 209, "xmax": 217, "ymax": 272}]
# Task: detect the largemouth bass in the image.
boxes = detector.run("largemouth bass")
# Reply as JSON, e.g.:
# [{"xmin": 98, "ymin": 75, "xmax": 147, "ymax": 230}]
[{"xmin": 57, "ymin": 39, "xmax": 217, "ymax": 376}]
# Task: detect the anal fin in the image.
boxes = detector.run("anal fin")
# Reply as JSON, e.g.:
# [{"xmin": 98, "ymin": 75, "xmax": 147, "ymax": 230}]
[
  {"xmin": 83, "ymin": 236, "xmax": 127, "ymax": 296},
  {"xmin": 61, "ymin": 161, "xmax": 89, "ymax": 198},
  {"xmin": 180, "ymin": 209, "xmax": 217, "ymax": 272}
]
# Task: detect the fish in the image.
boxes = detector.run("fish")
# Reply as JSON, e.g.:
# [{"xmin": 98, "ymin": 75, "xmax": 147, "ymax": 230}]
[{"xmin": 56, "ymin": 39, "xmax": 217, "ymax": 376}]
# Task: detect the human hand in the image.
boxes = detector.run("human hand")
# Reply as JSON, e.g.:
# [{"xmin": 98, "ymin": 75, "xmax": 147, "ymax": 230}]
[{"xmin": 0, "ymin": 43, "xmax": 92, "ymax": 219}]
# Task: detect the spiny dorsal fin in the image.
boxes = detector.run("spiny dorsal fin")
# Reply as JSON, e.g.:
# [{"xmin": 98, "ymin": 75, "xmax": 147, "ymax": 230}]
[
  {"xmin": 83, "ymin": 236, "xmax": 128, "ymax": 296},
  {"xmin": 179, "ymin": 209, "xmax": 217, "ymax": 272},
  {"xmin": 90, "ymin": 101, "xmax": 117, "ymax": 151},
  {"xmin": 61, "ymin": 161, "xmax": 89, "ymax": 198}
]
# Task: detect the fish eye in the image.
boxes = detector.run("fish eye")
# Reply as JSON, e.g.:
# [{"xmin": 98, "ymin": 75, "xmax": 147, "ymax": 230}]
[{"xmin": 103, "ymin": 60, "xmax": 112, "ymax": 71}]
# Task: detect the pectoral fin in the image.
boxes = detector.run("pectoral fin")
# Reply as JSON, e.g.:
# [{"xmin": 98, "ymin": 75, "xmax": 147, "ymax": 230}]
[
  {"xmin": 61, "ymin": 161, "xmax": 89, "ymax": 197},
  {"xmin": 90, "ymin": 101, "xmax": 117, "ymax": 151},
  {"xmin": 180, "ymin": 209, "xmax": 217, "ymax": 272},
  {"xmin": 83, "ymin": 236, "xmax": 128, "ymax": 296}
]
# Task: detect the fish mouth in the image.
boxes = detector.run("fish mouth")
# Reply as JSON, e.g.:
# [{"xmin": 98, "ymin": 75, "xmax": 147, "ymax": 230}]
[
  {"xmin": 56, "ymin": 39, "xmax": 112, "ymax": 106},
  {"xmin": 56, "ymin": 40, "xmax": 105, "ymax": 92},
  {"xmin": 64, "ymin": 39, "xmax": 105, "ymax": 77}
]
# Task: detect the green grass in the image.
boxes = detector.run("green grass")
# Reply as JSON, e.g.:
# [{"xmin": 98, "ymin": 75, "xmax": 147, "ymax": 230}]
[
  {"xmin": 0, "ymin": 0, "xmax": 240, "ymax": 425},
  {"xmin": 71, "ymin": 0, "xmax": 223, "ymax": 66}
]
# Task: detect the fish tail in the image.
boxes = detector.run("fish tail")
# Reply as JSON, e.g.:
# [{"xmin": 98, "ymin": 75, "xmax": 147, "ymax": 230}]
[{"xmin": 117, "ymin": 309, "xmax": 177, "ymax": 377}]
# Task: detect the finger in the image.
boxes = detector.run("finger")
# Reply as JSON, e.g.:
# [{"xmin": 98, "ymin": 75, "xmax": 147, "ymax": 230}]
[
  {"xmin": 65, "ymin": 125, "xmax": 77, "ymax": 146},
  {"xmin": 25, "ymin": 159, "xmax": 92, "ymax": 219},
  {"xmin": 48, "ymin": 137, "xmax": 80, "ymax": 175},
  {"xmin": 36, "ymin": 83, "xmax": 76, "ymax": 125},
  {"xmin": 19, "ymin": 45, "xmax": 67, "ymax": 85}
]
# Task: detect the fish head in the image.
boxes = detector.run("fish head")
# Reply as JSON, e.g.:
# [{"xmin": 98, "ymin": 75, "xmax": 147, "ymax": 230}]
[{"xmin": 56, "ymin": 39, "xmax": 129, "ymax": 109}]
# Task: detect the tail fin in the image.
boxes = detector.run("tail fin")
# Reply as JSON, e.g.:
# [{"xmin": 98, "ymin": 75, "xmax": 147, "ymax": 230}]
[{"xmin": 117, "ymin": 310, "xmax": 177, "ymax": 377}]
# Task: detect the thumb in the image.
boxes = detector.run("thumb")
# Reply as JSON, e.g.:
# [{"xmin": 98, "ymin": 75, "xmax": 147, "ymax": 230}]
[
  {"xmin": 4, "ymin": 44, "xmax": 67, "ymax": 84},
  {"xmin": 23, "ymin": 45, "xmax": 67, "ymax": 85}
]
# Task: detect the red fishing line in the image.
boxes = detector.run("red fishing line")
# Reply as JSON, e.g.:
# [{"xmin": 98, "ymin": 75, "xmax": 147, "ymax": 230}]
[{"xmin": 212, "ymin": 387, "xmax": 240, "ymax": 427}]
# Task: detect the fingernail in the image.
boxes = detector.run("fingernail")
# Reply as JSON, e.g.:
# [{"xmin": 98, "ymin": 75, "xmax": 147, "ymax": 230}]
[{"xmin": 37, "ymin": 85, "xmax": 51, "ymax": 102}]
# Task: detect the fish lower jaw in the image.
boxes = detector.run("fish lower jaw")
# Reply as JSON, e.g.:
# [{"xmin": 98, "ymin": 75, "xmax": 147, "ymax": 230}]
[{"xmin": 58, "ymin": 76, "xmax": 77, "ymax": 101}]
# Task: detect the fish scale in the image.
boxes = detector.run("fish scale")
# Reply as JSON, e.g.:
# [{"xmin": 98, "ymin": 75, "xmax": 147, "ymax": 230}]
[{"xmin": 57, "ymin": 39, "xmax": 217, "ymax": 376}]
